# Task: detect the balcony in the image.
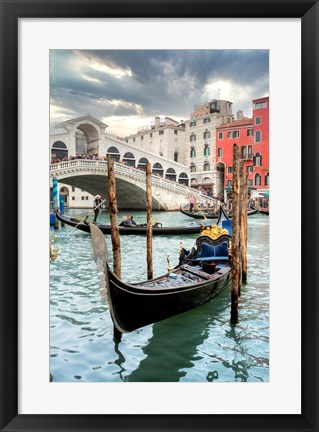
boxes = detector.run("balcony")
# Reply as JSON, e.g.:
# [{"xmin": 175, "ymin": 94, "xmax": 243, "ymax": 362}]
[{"xmin": 241, "ymin": 153, "xmax": 253, "ymax": 160}]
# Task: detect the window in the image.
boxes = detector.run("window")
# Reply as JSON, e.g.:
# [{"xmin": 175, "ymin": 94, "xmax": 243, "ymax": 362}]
[
  {"xmin": 72, "ymin": 187, "xmax": 75, "ymax": 192},
  {"xmin": 254, "ymin": 101, "xmax": 268, "ymax": 109},
  {"xmin": 190, "ymin": 133, "xmax": 196, "ymax": 142},
  {"xmin": 203, "ymin": 117, "xmax": 210, "ymax": 124},
  {"xmin": 227, "ymin": 167, "xmax": 233, "ymax": 174},
  {"xmin": 256, "ymin": 117, "xmax": 262, "ymax": 125},
  {"xmin": 254, "ymin": 173, "xmax": 261, "ymax": 186},
  {"xmin": 246, "ymin": 165, "xmax": 253, "ymax": 173},
  {"xmin": 247, "ymin": 129, "xmax": 253, "ymax": 136},
  {"xmin": 159, "ymin": 130, "xmax": 164, "ymax": 135},
  {"xmin": 150, "ymin": 133, "xmax": 153, "ymax": 138},
  {"xmin": 190, "ymin": 120, "xmax": 196, "ymax": 127},
  {"xmin": 233, "ymin": 130, "xmax": 240, "ymax": 138},
  {"xmin": 204, "ymin": 146, "xmax": 210, "ymax": 156},
  {"xmin": 254, "ymin": 153, "xmax": 262, "ymax": 166},
  {"xmin": 203, "ymin": 162, "xmax": 210, "ymax": 171},
  {"xmin": 218, "ymin": 132, "xmax": 223, "ymax": 139},
  {"xmin": 133, "ymin": 137, "xmax": 136, "ymax": 142},
  {"xmin": 248, "ymin": 145, "xmax": 253, "ymax": 158},
  {"xmin": 174, "ymin": 151, "xmax": 178, "ymax": 162},
  {"xmin": 190, "ymin": 149, "xmax": 196, "ymax": 158},
  {"xmin": 227, "ymin": 131, "xmax": 232, "ymax": 139},
  {"xmin": 85, "ymin": 196, "xmax": 88, "ymax": 200},
  {"xmin": 227, "ymin": 180, "xmax": 232, "ymax": 187},
  {"xmin": 218, "ymin": 148, "xmax": 223, "ymax": 157},
  {"xmin": 203, "ymin": 130, "xmax": 210, "ymax": 139},
  {"xmin": 247, "ymin": 178, "xmax": 253, "ymax": 187},
  {"xmin": 141, "ymin": 135, "xmax": 144, "ymax": 140},
  {"xmin": 190, "ymin": 164, "xmax": 196, "ymax": 172},
  {"xmin": 81, "ymin": 196, "xmax": 84, "ymax": 200},
  {"xmin": 265, "ymin": 172, "xmax": 270, "ymax": 186},
  {"xmin": 72, "ymin": 197, "xmax": 75, "ymax": 201},
  {"xmin": 241, "ymin": 146, "xmax": 247, "ymax": 159},
  {"xmin": 255, "ymin": 130, "xmax": 261, "ymax": 143},
  {"xmin": 174, "ymin": 130, "xmax": 178, "ymax": 134}
]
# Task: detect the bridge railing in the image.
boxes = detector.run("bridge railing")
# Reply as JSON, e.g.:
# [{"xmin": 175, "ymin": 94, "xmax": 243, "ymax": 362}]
[{"xmin": 50, "ymin": 159, "xmax": 217, "ymax": 204}]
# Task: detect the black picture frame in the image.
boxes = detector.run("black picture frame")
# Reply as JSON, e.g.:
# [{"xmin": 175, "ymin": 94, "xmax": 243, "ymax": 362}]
[{"xmin": 1, "ymin": 1, "xmax": 318, "ymax": 431}]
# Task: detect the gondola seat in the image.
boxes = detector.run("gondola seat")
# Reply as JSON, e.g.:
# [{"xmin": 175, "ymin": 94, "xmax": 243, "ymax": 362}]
[{"xmin": 196, "ymin": 241, "xmax": 229, "ymax": 262}]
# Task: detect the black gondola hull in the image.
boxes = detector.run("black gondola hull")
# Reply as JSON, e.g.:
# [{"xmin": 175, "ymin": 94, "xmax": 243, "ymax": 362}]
[
  {"xmin": 56, "ymin": 210, "xmax": 204, "ymax": 236},
  {"xmin": 106, "ymin": 264, "xmax": 231, "ymax": 333},
  {"xmin": 180, "ymin": 205, "xmax": 259, "ymax": 220}
]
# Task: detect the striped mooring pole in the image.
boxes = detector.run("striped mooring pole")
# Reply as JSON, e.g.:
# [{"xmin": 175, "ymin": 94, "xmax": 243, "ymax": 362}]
[{"xmin": 52, "ymin": 177, "xmax": 59, "ymax": 229}]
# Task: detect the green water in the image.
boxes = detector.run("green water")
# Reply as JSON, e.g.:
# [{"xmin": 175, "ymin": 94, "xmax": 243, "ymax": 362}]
[{"xmin": 50, "ymin": 209, "xmax": 269, "ymax": 382}]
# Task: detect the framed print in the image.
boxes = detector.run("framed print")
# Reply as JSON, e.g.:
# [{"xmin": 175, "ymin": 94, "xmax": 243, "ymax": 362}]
[{"xmin": 0, "ymin": 0, "xmax": 318, "ymax": 431}]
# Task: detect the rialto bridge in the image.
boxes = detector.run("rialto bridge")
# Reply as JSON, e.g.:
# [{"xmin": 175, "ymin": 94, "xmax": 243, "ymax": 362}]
[
  {"xmin": 50, "ymin": 114, "xmax": 216, "ymax": 210},
  {"xmin": 50, "ymin": 159, "xmax": 216, "ymax": 210}
]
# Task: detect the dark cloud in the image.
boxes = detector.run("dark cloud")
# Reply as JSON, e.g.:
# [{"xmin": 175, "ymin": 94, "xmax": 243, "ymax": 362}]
[{"xmin": 50, "ymin": 49, "xmax": 269, "ymax": 133}]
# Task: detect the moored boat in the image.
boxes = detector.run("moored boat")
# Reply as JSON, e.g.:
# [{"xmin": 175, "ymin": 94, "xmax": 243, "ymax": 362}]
[
  {"xmin": 89, "ymin": 214, "xmax": 232, "ymax": 334},
  {"xmin": 258, "ymin": 208, "xmax": 269, "ymax": 215},
  {"xmin": 180, "ymin": 204, "xmax": 258, "ymax": 220}
]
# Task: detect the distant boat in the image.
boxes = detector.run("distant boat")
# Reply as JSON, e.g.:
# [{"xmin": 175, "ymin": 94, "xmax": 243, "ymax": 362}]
[
  {"xmin": 89, "ymin": 207, "xmax": 232, "ymax": 334},
  {"xmin": 56, "ymin": 210, "xmax": 208, "ymax": 236},
  {"xmin": 180, "ymin": 204, "xmax": 258, "ymax": 220},
  {"xmin": 258, "ymin": 208, "xmax": 269, "ymax": 215}
]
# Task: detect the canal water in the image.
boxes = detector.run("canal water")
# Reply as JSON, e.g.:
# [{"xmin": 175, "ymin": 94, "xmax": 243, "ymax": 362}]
[{"xmin": 50, "ymin": 210, "xmax": 269, "ymax": 382}]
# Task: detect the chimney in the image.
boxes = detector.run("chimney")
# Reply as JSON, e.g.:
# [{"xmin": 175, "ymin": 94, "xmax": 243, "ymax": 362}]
[
  {"xmin": 237, "ymin": 110, "xmax": 243, "ymax": 120},
  {"xmin": 155, "ymin": 116, "xmax": 160, "ymax": 128}
]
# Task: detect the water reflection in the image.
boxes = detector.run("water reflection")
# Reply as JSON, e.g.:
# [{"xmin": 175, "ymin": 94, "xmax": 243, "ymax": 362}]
[{"xmin": 50, "ymin": 211, "xmax": 269, "ymax": 382}]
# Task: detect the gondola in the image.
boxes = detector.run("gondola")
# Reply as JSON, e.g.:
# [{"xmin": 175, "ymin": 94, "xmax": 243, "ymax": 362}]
[
  {"xmin": 89, "ymin": 210, "xmax": 232, "ymax": 334},
  {"xmin": 56, "ymin": 209, "xmax": 206, "ymax": 236},
  {"xmin": 180, "ymin": 204, "xmax": 259, "ymax": 220},
  {"xmin": 258, "ymin": 208, "xmax": 269, "ymax": 215}
]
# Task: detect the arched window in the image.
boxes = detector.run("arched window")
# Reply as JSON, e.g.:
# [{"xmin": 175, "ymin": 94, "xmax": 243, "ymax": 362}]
[
  {"xmin": 204, "ymin": 146, "xmax": 210, "ymax": 156},
  {"xmin": 137, "ymin": 157, "xmax": 149, "ymax": 171},
  {"xmin": 178, "ymin": 172, "xmax": 189, "ymax": 186},
  {"xmin": 190, "ymin": 163, "xmax": 196, "ymax": 173},
  {"xmin": 190, "ymin": 148, "xmax": 196, "ymax": 158},
  {"xmin": 107, "ymin": 146, "xmax": 120, "ymax": 162},
  {"xmin": 254, "ymin": 173, "xmax": 261, "ymax": 186},
  {"xmin": 265, "ymin": 172, "xmax": 270, "ymax": 186},
  {"xmin": 165, "ymin": 168, "xmax": 177, "ymax": 181},
  {"xmin": 255, "ymin": 130, "xmax": 261, "ymax": 143},
  {"xmin": 253, "ymin": 152, "xmax": 262, "ymax": 167},
  {"xmin": 190, "ymin": 133, "xmax": 196, "ymax": 142},
  {"xmin": 203, "ymin": 162, "xmax": 210, "ymax": 171},
  {"xmin": 123, "ymin": 152, "xmax": 136, "ymax": 167},
  {"xmin": 51, "ymin": 141, "xmax": 68, "ymax": 161},
  {"xmin": 152, "ymin": 162, "xmax": 164, "ymax": 177},
  {"xmin": 203, "ymin": 130, "xmax": 210, "ymax": 139}
]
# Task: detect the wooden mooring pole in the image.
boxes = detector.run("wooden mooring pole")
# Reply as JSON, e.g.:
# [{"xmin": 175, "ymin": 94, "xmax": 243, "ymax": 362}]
[
  {"xmin": 240, "ymin": 168, "xmax": 248, "ymax": 283},
  {"xmin": 231, "ymin": 144, "xmax": 240, "ymax": 324},
  {"xmin": 146, "ymin": 163, "xmax": 153, "ymax": 280},
  {"xmin": 107, "ymin": 155, "xmax": 122, "ymax": 341},
  {"xmin": 107, "ymin": 154, "xmax": 121, "ymax": 280}
]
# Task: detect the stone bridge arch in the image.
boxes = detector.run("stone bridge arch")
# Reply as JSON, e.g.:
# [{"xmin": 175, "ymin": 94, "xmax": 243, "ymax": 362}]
[{"xmin": 50, "ymin": 160, "xmax": 215, "ymax": 210}]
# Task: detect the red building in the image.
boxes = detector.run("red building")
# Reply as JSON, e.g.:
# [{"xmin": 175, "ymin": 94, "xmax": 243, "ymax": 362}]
[{"xmin": 215, "ymin": 96, "xmax": 269, "ymax": 197}]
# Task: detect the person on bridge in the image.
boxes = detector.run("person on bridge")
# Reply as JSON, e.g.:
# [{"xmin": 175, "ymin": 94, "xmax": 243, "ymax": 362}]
[{"xmin": 93, "ymin": 195, "xmax": 103, "ymax": 222}]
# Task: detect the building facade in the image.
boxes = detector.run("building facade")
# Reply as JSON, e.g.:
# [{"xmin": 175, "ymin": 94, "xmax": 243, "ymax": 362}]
[
  {"xmin": 124, "ymin": 116, "xmax": 186, "ymax": 165},
  {"xmin": 184, "ymin": 99, "xmax": 234, "ymax": 194},
  {"xmin": 215, "ymin": 96, "xmax": 269, "ymax": 197}
]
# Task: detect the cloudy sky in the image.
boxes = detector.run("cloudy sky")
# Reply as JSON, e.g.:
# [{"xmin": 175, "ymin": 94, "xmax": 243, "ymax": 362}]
[{"xmin": 50, "ymin": 49, "xmax": 269, "ymax": 137}]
